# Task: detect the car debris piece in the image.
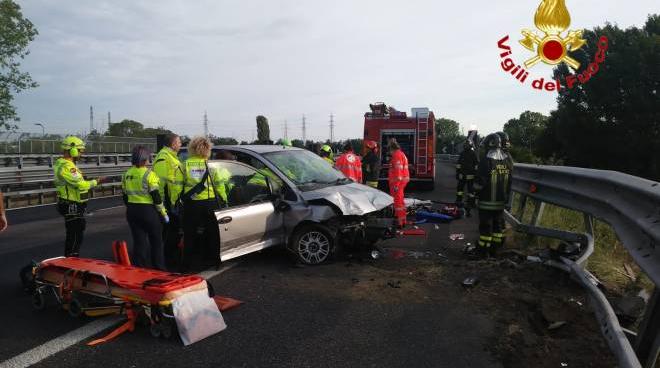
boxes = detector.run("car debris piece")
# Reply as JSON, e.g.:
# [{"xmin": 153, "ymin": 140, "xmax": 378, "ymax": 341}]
[
  {"xmin": 449, "ymin": 233, "xmax": 465, "ymax": 240},
  {"xmin": 548, "ymin": 321, "xmax": 567, "ymax": 330},
  {"xmin": 398, "ymin": 228, "xmax": 426, "ymax": 236},
  {"xmin": 526, "ymin": 255, "xmax": 543, "ymax": 263},
  {"xmin": 387, "ymin": 281, "xmax": 402, "ymax": 289},
  {"xmin": 434, "ymin": 224, "xmax": 440, "ymax": 230},
  {"xmin": 370, "ymin": 250, "xmax": 381, "ymax": 259},
  {"xmin": 462, "ymin": 276, "xmax": 479, "ymax": 288}
]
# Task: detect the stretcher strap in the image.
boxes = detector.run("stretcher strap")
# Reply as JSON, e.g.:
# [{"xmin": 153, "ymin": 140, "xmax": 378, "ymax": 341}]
[{"xmin": 87, "ymin": 306, "xmax": 136, "ymax": 346}]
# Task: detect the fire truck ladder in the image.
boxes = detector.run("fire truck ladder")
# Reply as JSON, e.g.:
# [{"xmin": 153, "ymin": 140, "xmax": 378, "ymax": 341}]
[{"xmin": 416, "ymin": 114, "xmax": 429, "ymax": 175}]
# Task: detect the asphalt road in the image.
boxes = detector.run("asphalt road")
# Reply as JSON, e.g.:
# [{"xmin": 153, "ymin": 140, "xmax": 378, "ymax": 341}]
[{"xmin": 0, "ymin": 161, "xmax": 609, "ymax": 367}]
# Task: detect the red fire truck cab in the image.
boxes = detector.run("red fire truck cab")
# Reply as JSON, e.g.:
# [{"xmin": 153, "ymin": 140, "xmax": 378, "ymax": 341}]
[{"xmin": 363, "ymin": 103, "xmax": 436, "ymax": 190}]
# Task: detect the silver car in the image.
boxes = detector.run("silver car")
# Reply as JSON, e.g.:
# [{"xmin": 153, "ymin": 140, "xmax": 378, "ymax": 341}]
[{"xmin": 181, "ymin": 145, "xmax": 394, "ymax": 265}]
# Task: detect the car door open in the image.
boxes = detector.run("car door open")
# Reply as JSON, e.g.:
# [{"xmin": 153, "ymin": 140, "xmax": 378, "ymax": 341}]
[{"xmin": 206, "ymin": 161, "xmax": 285, "ymax": 262}]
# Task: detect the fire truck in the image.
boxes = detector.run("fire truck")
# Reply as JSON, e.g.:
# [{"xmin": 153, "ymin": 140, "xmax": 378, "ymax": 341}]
[{"xmin": 363, "ymin": 103, "xmax": 437, "ymax": 190}]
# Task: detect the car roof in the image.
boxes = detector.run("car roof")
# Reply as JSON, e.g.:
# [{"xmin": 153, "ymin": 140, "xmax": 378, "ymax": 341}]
[{"xmin": 212, "ymin": 145, "xmax": 304, "ymax": 154}]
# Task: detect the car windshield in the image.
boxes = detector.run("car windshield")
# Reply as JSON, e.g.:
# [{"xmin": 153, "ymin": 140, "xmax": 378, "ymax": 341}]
[{"xmin": 263, "ymin": 150, "xmax": 347, "ymax": 190}]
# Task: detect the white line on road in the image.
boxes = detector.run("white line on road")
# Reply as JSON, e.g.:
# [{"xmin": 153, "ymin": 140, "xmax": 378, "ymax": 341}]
[
  {"xmin": 0, "ymin": 261, "xmax": 240, "ymax": 368},
  {"xmin": 0, "ymin": 316, "xmax": 123, "ymax": 368}
]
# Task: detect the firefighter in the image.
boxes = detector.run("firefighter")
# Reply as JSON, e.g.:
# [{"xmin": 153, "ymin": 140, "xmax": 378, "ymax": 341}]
[
  {"xmin": 388, "ymin": 139, "xmax": 410, "ymax": 228},
  {"xmin": 153, "ymin": 133, "xmax": 183, "ymax": 270},
  {"xmin": 53, "ymin": 136, "xmax": 107, "ymax": 257},
  {"xmin": 319, "ymin": 144, "xmax": 334, "ymax": 165},
  {"xmin": 335, "ymin": 142, "xmax": 363, "ymax": 182},
  {"xmin": 173, "ymin": 137, "xmax": 230, "ymax": 271},
  {"xmin": 362, "ymin": 140, "xmax": 380, "ymax": 188},
  {"xmin": 455, "ymin": 137, "xmax": 478, "ymax": 216},
  {"xmin": 122, "ymin": 146, "xmax": 168, "ymax": 270},
  {"xmin": 473, "ymin": 133, "xmax": 511, "ymax": 257}
]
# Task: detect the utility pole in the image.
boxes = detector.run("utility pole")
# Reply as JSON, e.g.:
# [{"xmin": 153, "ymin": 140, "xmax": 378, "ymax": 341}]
[
  {"xmin": 107, "ymin": 111, "xmax": 112, "ymax": 130},
  {"xmin": 302, "ymin": 114, "xmax": 306, "ymax": 143},
  {"xmin": 329, "ymin": 113, "xmax": 334, "ymax": 143},
  {"xmin": 203, "ymin": 110, "xmax": 209, "ymax": 137},
  {"xmin": 89, "ymin": 106, "xmax": 94, "ymax": 133},
  {"xmin": 284, "ymin": 120, "xmax": 288, "ymax": 140}
]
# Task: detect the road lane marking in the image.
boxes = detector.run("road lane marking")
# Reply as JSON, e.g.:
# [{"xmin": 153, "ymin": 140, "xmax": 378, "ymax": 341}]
[
  {"xmin": 0, "ymin": 316, "xmax": 123, "ymax": 368},
  {"xmin": 198, "ymin": 261, "xmax": 239, "ymax": 280},
  {"xmin": 0, "ymin": 261, "xmax": 240, "ymax": 367}
]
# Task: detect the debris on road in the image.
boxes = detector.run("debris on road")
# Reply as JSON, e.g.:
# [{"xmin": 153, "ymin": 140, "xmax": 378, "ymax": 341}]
[
  {"xmin": 547, "ymin": 321, "xmax": 567, "ymax": 330},
  {"xmin": 526, "ymin": 255, "xmax": 543, "ymax": 263},
  {"xmin": 449, "ymin": 233, "xmax": 465, "ymax": 240},
  {"xmin": 397, "ymin": 228, "xmax": 426, "ymax": 236},
  {"xmin": 462, "ymin": 276, "xmax": 479, "ymax": 288},
  {"xmin": 387, "ymin": 280, "xmax": 402, "ymax": 289}
]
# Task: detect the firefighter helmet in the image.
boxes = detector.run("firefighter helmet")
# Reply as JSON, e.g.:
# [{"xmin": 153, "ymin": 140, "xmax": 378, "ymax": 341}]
[
  {"xmin": 281, "ymin": 138, "xmax": 292, "ymax": 147},
  {"xmin": 495, "ymin": 131, "xmax": 511, "ymax": 150},
  {"xmin": 482, "ymin": 133, "xmax": 502, "ymax": 150}
]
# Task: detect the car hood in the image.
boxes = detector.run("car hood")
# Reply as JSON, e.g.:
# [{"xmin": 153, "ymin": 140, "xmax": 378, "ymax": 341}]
[{"xmin": 299, "ymin": 182, "xmax": 393, "ymax": 216}]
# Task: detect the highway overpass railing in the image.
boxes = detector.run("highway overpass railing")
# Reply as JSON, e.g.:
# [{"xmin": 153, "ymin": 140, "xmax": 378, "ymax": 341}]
[{"xmin": 507, "ymin": 163, "xmax": 660, "ymax": 368}]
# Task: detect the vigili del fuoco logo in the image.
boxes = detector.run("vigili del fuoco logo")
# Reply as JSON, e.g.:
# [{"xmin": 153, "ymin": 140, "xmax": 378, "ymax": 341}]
[{"xmin": 497, "ymin": 0, "xmax": 609, "ymax": 92}]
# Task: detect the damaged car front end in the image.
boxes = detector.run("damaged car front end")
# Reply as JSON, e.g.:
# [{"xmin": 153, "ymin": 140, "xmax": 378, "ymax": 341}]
[{"xmin": 257, "ymin": 147, "xmax": 396, "ymax": 264}]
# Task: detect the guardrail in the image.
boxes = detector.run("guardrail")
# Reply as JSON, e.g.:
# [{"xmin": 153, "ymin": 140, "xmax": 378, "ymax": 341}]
[
  {"xmin": 507, "ymin": 163, "xmax": 660, "ymax": 368},
  {"xmin": 0, "ymin": 153, "xmax": 135, "ymax": 169},
  {"xmin": 1, "ymin": 158, "xmax": 134, "ymax": 209}
]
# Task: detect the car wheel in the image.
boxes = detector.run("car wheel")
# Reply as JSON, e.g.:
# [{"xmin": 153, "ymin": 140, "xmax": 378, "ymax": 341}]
[{"xmin": 290, "ymin": 224, "xmax": 335, "ymax": 265}]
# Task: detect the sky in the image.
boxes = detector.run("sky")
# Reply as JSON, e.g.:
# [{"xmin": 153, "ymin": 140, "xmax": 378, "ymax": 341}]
[{"xmin": 11, "ymin": 0, "xmax": 657, "ymax": 142}]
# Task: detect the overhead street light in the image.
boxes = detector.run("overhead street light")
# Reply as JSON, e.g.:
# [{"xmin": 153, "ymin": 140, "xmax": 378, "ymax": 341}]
[{"xmin": 35, "ymin": 123, "xmax": 45, "ymax": 136}]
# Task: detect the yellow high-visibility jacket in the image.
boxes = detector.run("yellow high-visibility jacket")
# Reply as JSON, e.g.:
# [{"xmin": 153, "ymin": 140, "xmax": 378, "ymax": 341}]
[
  {"xmin": 122, "ymin": 166, "xmax": 167, "ymax": 217},
  {"xmin": 53, "ymin": 158, "xmax": 97, "ymax": 203},
  {"xmin": 153, "ymin": 146, "xmax": 182, "ymax": 208},
  {"xmin": 174, "ymin": 157, "xmax": 232, "ymax": 203}
]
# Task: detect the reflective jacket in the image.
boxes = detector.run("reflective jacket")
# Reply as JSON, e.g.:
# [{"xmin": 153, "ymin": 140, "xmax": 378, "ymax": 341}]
[
  {"xmin": 335, "ymin": 152, "xmax": 363, "ymax": 182},
  {"xmin": 476, "ymin": 149, "xmax": 512, "ymax": 211},
  {"xmin": 388, "ymin": 149, "xmax": 409, "ymax": 183},
  {"xmin": 322, "ymin": 156, "xmax": 334, "ymax": 166},
  {"xmin": 122, "ymin": 166, "xmax": 167, "ymax": 217},
  {"xmin": 174, "ymin": 157, "xmax": 232, "ymax": 203},
  {"xmin": 153, "ymin": 146, "xmax": 182, "ymax": 209},
  {"xmin": 53, "ymin": 158, "xmax": 97, "ymax": 203},
  {"xmin": 362, "ymin": 150, "xmax": 381, "ymax": 182},
  {"xmin": 457, "ymin": 147, "xmax": 478, "ymax": 178}
]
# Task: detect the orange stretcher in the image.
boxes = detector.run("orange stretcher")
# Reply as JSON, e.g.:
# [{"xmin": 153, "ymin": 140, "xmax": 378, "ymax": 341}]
[{"xmin": 25, "ymin": 241, "xmax": 241, "ymax": 344}]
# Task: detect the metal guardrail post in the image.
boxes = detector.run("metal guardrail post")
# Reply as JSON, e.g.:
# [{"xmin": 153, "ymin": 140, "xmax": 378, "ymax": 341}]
[
  {"xmin": 516, "ymin": 194, "xmax": 528, "ymax": 221},
  {"xmin": 583, "ymin": 213, "xmax": 595, "ymax": 237},
  {"xmin": 531, "ymin": 200, "xmax": 545, "ymax": 226},
  {"xmin": 635, "ymin": 288, "xmax": 660, "ymax": 368}
]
